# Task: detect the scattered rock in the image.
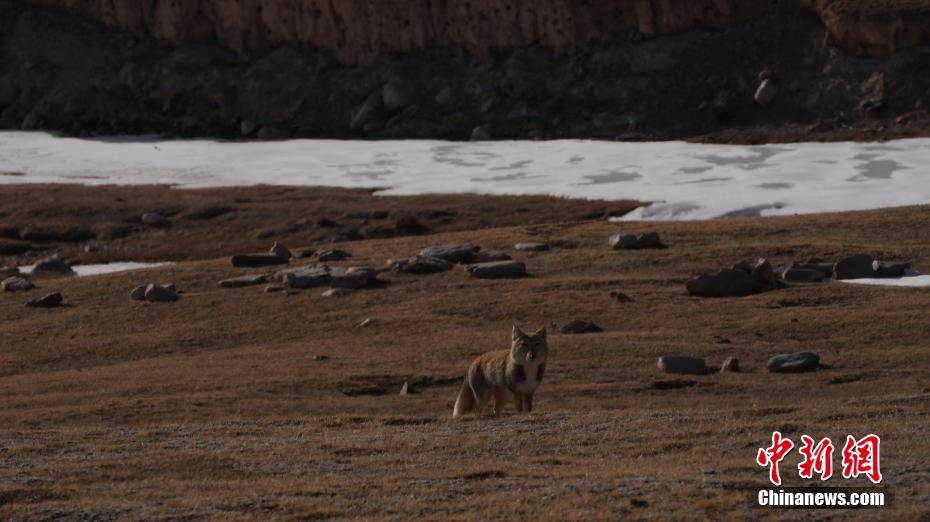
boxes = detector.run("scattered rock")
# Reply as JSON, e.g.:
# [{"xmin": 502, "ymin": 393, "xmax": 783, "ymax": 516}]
[
  {"xmin": 515, "ymin": 242, "xmax": 550, "ymax": 252},
  {"xmin": 833, "ymin": 254, "xmax": 877, "ymax": 280},
  {"xmin": 767, "ymin": 352, "xmax": 820, "ymax": 373},
  {"xmin": 323, "ymin": 288, "xmax": 355, "ymax": 297},
  {"xmin": 470, "ymin": 251, "xmax": 512, "ymax": 263},
  {"xmin": 782, "ymin": 267, "xmax": 825, "ymax": 283},
  {"xmin": 231, "ymin": 255, "xmax": 289, "ymax": 268},
  {"xmin": 141, "ymin": 212, "xmax": 167, "ymax": 226},
  {"xmin": 610, "ymin": 291, "xmax": 633, "ymax": 303},
  {"xmin": 560, "ymin": 320, "xmax": 603, "ymax": 334},
  {"xmin": 399, "ymin": 382, "xmax": 410, "ymax": 395},
  {"xmin": 873, "ymin": 261, "xmax": 911, "ymax": 278},
  {"xmin": 389, "ymin": 255, "xmax": 453, "ymax": 274},
  {"xmin": 144, "ymin": 284, "xmax": 178, "ymax": 302},
  {"xmin": 419, "ymin": 243, "xmax": 480, "ymax": 263},
  {"xmin": 658, "ymin": 356, "xmax": 708, "ymax": 375},
  {"xmin": 356, "ymin": 318, "xmax": 375, "ymax": 328},
  {"xmin": 130, "ymin": 285, "xmax": 147, "ymax": 300},
  {"xmin": 316, "ymin": 249, "xmax": 351, "ymax": 262},
  {"xmin": 471, "ymin": 125, "xmax": 492, "ymax": 141},
  {"xmin": 31, "ymin": 257, "xmax": 75, "ymax": 276},
  {"xmin": 25, "ymin": 292, "xmax": 63, "ymax": 308},
  {"xmin": 2, "ymin": 276, "xmax": 34, "ymax": 292},
  {"xmin": 330, "ymin": 269, "xmax": 370, "ymax": 290},
  {"xmin": 218, "ymin": 274, "xmax": 268, "ymax": 288},
  {"xmin": 686, "ymin": 269, "xmax": 764, "ymax": 297},
  {"xmin": 277, "ymin": 264, "xmax": 333, "ymax": 289},
  {"xmin": 754, "ymin": 79, "xmax": 778, "ymax": 107},
  {"xmin": 464, "ymin": 260, "xmax": 527, "ymax": 279},
  {"xmin": 610, "ymin": 232, "xmax": 664, "ymax": 250},
  {"xmin": 313, "ymin": 355, "xmax": 330, "ymax": 361},
  {"xmin": 269, "ymin": 242, "xmax": 293, "ymax": 261},
  {"xmin": 720, "ymin": 357, "xmax": 740, "ymax": 373}
]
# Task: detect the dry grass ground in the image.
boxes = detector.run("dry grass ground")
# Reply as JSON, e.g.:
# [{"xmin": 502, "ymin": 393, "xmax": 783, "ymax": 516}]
[{"xmin": 2, "ymin": 185, "xmax": 930, "ymax": 520}]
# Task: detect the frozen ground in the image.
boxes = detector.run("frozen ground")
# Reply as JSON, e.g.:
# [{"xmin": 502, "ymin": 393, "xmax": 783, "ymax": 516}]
[{"xmin": 1, "ymin": 132, "xmax": 929, "ymax": 220}]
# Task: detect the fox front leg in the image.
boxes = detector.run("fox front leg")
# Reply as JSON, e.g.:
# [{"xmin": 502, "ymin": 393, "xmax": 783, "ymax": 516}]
[{"xmin": 522, "ymin": 394, "xmax": 533, "ymax": 413}]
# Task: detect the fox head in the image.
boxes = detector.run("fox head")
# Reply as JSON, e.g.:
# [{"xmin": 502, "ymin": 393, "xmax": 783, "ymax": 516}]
[{"xmin": 511, "ymin": 325, "xmax": 548, "ymax": 364}]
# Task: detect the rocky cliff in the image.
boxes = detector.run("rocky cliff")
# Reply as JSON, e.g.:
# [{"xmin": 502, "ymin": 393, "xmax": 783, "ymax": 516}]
[{"xmin": 23, "ymin": 0, "xmax": 930, "ymax": 63}]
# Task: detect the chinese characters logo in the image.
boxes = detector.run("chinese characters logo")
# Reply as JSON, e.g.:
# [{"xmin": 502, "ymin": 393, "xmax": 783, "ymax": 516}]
[{"xmin": 757, "ymin": 432, "xmax": 882, "ymax": 485}]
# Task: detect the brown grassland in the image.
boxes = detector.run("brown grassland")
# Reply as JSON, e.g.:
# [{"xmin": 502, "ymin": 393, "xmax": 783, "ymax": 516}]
[{"xmin": 1, "ymin": 185, "xmax": 929, "ymax": 520}]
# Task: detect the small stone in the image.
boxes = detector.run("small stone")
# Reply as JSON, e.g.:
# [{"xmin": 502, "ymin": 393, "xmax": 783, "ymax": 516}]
[
  {"xmin": 130, "ymin": 285, "xmax": 147, "ymax": 300},
  {"xmin": 31, "ymin": 257, "xmax": 75, "ymax": 276},
  {"xmin": 754, "ymin": 79, "xmax": 778, "ymax": 107},
  {"xmin": 144, "ymin": 284, "xmax": 178, "ymax": 302},
  {"xmin": 419, "ymin": 243, "xmax": 480, "ymax": 263},
  {"xmin": 277, "ymin": 264, "xmax": 333, "ymax": 289},
  {"xmin": 610, "ymin": 291, "xmax": 633, "ymax": 303},
  {"xmin": 316, "ymin": 249, "xmax": 351, "ymax": 262},
  {"xmin": 515, "ymin": 243, "xmax": 550, "ymax": 252},
  {"xmin": 399, "ymin": 382, "xmax": 410, "ymax": 395},
  {"xmin": 323, "ymin": 288, "xmax": 354, "ymax": 297},
  {"xmin": 269, "ymin": 242, "xmax": 293, "ymax": 261},
  {"xmin": 471, "ymin": 125, "xmax": 492, "ymax": 141},
  {"xmin": 2, "ymin": 276, "xmax": 33, "ymax": 292},
  {"xmin": 356, "ymin": 318, "xmax": 375, "ymax": 328},
  {"xmin": 658, "ymin": 356, "xmax": 708, "ymax": 375},
  {"xmin": 141, "ymin": 212, "xmax": 167, "ymax": 226},
  {"xmin": 767, "ymin": 352, "xmax": 820, "ymax": 373},
  {"xmin": 873, "ymin": 261, "xmax": 911, "ymax": 278},
  {"xmin": 389, "ymin": 256, "xmax": 453, "ymax": 274},
  {"xmin": 25, "ymin": 292, "xmax": 63, "ymax": 308},
  {"xmin": 833, "ymin": 254, "xmax": 877, "ymax": 280},
  {"xmin": 559, "ymin": 320, "xmax": 603, "ymax": 334},
  {"xmin": 231, "ymin": 255, "xmax": 289, "ymax": 268},
  {"xmin": 720, "ymin": 357, "xmax": 740, "ymax": 373},
  {"xmin": 464, "ymin": 260, "xmax": 527, "ymax": 279},
  {"xmin": 313, "ymin": 355, "xmax": 329, "ymax": 361},
  {"xmin": 686, "ymin": 269, "xmax": 764, "ymax": 298},
  {"xmin": 218, "ymin": 274, "xmax": 268, "ymax": 288},
  {"xmin": 610, "ymin": 232, "xmax": 664, "ymax": 250}
]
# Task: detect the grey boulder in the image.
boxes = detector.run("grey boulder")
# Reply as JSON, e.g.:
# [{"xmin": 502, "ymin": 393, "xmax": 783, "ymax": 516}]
[
  {"xmin": 767, "ymin": 352, "xmax": 820, "ymax": 373},
  {"xmin": 610, "ymin": 232, "xmax": 664, "ymax": 250},
  {"xmin": 389, "ymin": 255, "xmax": 453, "ymax": 274},
  {"xmin": 26, "ymin": 292, "xmax": 63, "ymax": 308},
  {"xmin": 419, "ymin": 243, "xmax": 479, "ymax": 263},
  {"xmin": 464, "ymin": 260, "xmax": 526, "ymax": 279},
  {"xmin": 833, "ymin": 254, "xmax": 877, "ymax": 280},
  {"xmin": 144, "ymin": 284, "xmax": 178, "ymax": 302},
  {"xmin": 269, "ymin": 242, "xmax": 293, "ymax": 261},
  {"xmin": 658, "ymin": 356, "xmax": 708, "ymax": 375},
  {"xmin": 873, "ymin": 261, "xmax": 911, "ymax": 278},
  {"xmin": 2, "ymin": 276, "xmax": 34, "ymax": 292},
  {"xmin": 686, "ymin": 269, "xmax": 764, "ymax": 297},
  {"xmin": 31, "ymin": 257, "xmax": 75, "ymax": 276},
  {"xmin": 277, "ymin": 264, "xmax": 333, "ymax": 289}
]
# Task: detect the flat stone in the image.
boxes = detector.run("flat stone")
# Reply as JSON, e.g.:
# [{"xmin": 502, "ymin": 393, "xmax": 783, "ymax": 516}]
[
  {"xmin": 2, "ymin": 276, "xmax": 34, "ymax": 292},
  {"xmin": 464, "ymin": 260, "xmax": 526, "ymax": 279},
  {"xmin": 277, "ymin": 264, "xmax": 333, "ymax": 289},
  {"xmin": 833, "ymin": 254, "xmax": 877, "ymax": 280},
  {"xmin": 782, "ymin": 268, "xmax": 825, "ymax": 283},
  {"xmin": 141, "ymin": 212, "xmax": 167, "ymax": 226},
  {"xmin": 218, "ymin": 274, "xmax": 268, "ymax": 288},
  {"xmin": 356, "ymin": 318, "xmax": 375, "ymax": 328},
  {"xmin": 316, "ymin": 249, "xmax": 351, "ymax": 262},
  {"xmin": 515, "ymin": 243, "xmax": 550, "ymax": 252},
  {"xmin": 419, "ymin": 243, "xmax": 480, "ymax": 263},
  {"xmin": 144, "ymin": 284, "xmax": 178, "ymax": 302},
  {"xmin": 231, "ymin": 255, "xmax": 289, "ymax": 268},
  {"xmin": 25, "ymin": 292, "xmax": 63, "ymax": 308},
  {"xmin": 658, "ymin": 356, "xmax": 708, "ymax": 375},
  {"xmin": 389, "ymin": 255, "xmax": 453, "ymax": 274},
  {"xmin": 347, "ymin": 266, "xmax": 378, "ymax": 284},
  {"xmin": 322, "ymin": 288, "xmax": 355, "ymax": 297},
  {"xmin": 560, "ymin": 320, "xmax": 603, "ymax": 334},
  {"xmin": 686, "ymin": 269, "xmax": 764, "ymax": 297},
  {"xmin": 331, "ymin": 270, "xmax": 370, "ymax": 290},
  {"xmin": 610, "ymin": 232, "xmax": 664, "ymax": 250},
  {"xmin": 469, "ymin": 251, "xmax": 512, "ymax": 263},
  {"xmin": 720, "ymin": 357, "xmax": 740, "ymax": 372},
  {"xmin": 31, "ymin": 257, "xmax": 75, "ymax": 276},
  {"xmin": 767, "ymin": 352, "xmax": 820, "ymax": 373},
  {"xmin": 269, "ymin": 242, "xmax": 293, "ymax": 261},
  {"xmin": 873, "ymin": 261, "xmax": 911, "ymax": 278}
]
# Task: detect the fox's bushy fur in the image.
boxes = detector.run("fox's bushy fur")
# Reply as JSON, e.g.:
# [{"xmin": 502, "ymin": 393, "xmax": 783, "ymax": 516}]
[{"xmin": 453, "ymin": 326, "xmax": 549, "ymax": 418}]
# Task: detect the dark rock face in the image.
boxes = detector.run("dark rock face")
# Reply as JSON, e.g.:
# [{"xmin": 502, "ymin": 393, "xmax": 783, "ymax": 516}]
[
  {"xmin": 25, "ymin": 291, "xmax": 63, "ymax": 308},
  {"xmin": 463, "ymin": 260, "xmax": 526, "ymax": 279},
  {"xmin": 767, "ymin": 352, "xmax": 820, "ymax": 373},
  {"xmin": 833, "ymin": 254, "xmax": 877, "ymax": 280},
  {"xmin": 873, "ymin": 261, "xmax": 911, "ymax": 278},
  {"xmin": 144, "ymin": 284, "xmax": 178, "ymax": 302},
  {"xmin": 610, "ymin": 232, "xmax": 664, "ymax": 250},
  {"xmin": 31, "ymin": 257, "xmax": 75, "ymax": 276},
  {"xmin": 559, "ymin": 320, "xmax": 602, "ymax": 334},
  {"xmin": 686, "ymin": 269, "xmax": 764, "ymax": 298},
  {"xmin": 782, "ymin": 268, "xmax": 825, "ymax": 283}
]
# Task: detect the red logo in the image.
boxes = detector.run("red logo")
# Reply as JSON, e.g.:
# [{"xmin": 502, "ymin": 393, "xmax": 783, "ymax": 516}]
[
  {"xmin": 757, "ymin": 432, "xmax": 882, "ymax": 485},
  {"xmin": 756, "ymin": 431, "xmax": 795, "ymax": 486}
]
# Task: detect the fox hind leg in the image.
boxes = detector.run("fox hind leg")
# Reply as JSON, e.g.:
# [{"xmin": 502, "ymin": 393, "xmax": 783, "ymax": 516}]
[
  {"xmin": 522, "ymin": 393, "xmax": 533, "ymax": 413},
  {"xmin": 493, "ymin": 388, "xmax": 512, "ymax": 416}
]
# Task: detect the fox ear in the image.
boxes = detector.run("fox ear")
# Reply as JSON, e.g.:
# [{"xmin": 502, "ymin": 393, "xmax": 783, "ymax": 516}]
[
  {"xmin": 512, "ymin": 325, "xmax": 526, "ymax": 341},
  {"xmin": 534, "ymin": 327, "xmax": 547, "ymax": 340}
]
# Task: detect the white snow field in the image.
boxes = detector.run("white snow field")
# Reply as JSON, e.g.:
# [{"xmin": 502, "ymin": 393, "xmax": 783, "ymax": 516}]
[{"xmin": 1, "ymin": 132, "xmax": 929, "ymax": 220}]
